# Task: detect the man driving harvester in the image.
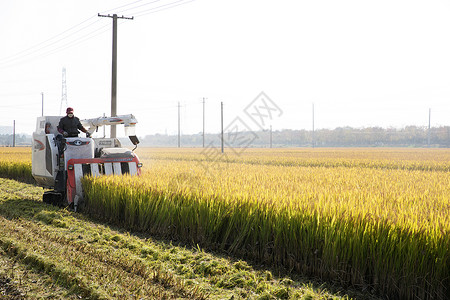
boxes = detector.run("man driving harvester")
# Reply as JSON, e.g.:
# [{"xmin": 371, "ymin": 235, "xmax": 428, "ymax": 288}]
[{"xmin": 58, "ymin": 107, "xmax": 90, "ymax": 138}]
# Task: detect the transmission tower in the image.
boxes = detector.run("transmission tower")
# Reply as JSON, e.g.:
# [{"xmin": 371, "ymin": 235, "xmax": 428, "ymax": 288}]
[{"xmin": 60, "ymin": 67, "xmax": 68, "ymax": 114}]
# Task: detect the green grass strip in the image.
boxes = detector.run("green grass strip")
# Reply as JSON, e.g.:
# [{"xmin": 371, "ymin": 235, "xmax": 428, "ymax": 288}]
[{"xmin": 0, "ymin": 236, "xmax": 108, "ymax": 299}]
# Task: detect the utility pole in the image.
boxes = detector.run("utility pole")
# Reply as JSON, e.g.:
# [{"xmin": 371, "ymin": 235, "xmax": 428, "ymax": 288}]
[
  {"xmin": 221, "ymin": 102, "xmax": 224, "ymax": 153},
  {"xmin": 428, "ymin": 108, "xmax": 431, "ymax": 147},
  {"xmin": 178, "ymin": 102, "xmax": 181, "ymax": 148},
  {"xmin": 12, "ymin": 120, "xmax": 15, "ymax": 147},
  {"xmin": 270, "ymin": 125, "xmax": 272, "ymax": 148},
  {"xmin": 60, "ymin": 67, "xmax": 68, "ymax": 115},
  {"xmin": 202, "ymin": 97, "xmax": 206, "ymax": 148},
  {"xmin": 98, "ymin": 13, "xmax": 134, "ymax": 138},
  {"xmin": 312, "ymin": 103, "xmax": 315, "ymax": 148},
  {"xmin": 41, "ymin": 92, "xmax": 44, "ymax": 116}
]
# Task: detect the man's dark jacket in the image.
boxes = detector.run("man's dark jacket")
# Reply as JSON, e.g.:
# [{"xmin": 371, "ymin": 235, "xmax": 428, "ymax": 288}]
[{"xmin": 58, "ymin": 116, "xmax": 85, "ymax": 137}]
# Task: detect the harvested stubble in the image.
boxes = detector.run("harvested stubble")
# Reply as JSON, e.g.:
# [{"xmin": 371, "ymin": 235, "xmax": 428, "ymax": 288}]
[{"xmin": 83, "ymin": 150, "xmax": 450, "ymax": 300}]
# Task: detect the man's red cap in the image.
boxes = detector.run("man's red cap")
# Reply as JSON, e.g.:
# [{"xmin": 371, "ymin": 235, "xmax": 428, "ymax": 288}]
[{"xmin": 66, "ymin": 107, "xmax": 74, "ymax": 113}]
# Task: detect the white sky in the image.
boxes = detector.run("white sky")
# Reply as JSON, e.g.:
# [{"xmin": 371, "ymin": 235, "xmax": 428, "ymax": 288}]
[{"xmin": 1, "ymin": 0, "xmax": 449, "ymax": 136}]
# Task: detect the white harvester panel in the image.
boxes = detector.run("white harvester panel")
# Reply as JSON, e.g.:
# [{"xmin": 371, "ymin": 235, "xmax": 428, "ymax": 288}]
[
  {"xmin": 34, "ymin": 116, "xmax": 62, "ymax": 135},
  {"xmin": 113, "ymin": 162, "xmax": 122, "ymax": 175},
  {"xmin": 32, "ymin": 133, "xmax": 58, "ymax": 188},
  {"xmin": 64, "ymin": 138, "xmax": 95, "ymax": 169},
  {"xmin": 32, "ymin": 116, "xmax": 64, "ymax": 188},
  {"xmin": 74, "ymin": 164, "xmax": 84, "ymax": 201},
  {"xmin": 104, "ymin": 163, "xmax": 113, "ymax": 175},
  {"xmin": 91, "ymin": 163, "xmax": 100, "ymax": 177}
]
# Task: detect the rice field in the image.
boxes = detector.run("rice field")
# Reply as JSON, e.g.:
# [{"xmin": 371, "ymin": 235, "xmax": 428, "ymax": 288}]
[
  {"xmin": 0, "ymin": 147, "xmax": 33, "ymax": 182},
  {"xmin": 84, "ymin": 147, "xmax": 450, "ymax": 300},
  {"xmin": 1, "ymin": 147, "xmax": 449, "ymax": 299}
]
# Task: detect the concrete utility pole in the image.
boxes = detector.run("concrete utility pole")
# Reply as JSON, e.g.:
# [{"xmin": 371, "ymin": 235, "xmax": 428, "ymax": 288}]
[
  {"xmin": 270, "ymin": 125, "xmax": 272, "ymax": 148},
  {"xmin": 428, "ymin": 108, "xmax": 431, "ymax": 147},
  {"xmin": 12, "ymin": 120, "xmax": 15, "ymax": 147},
  {"xmin": 41, "ymin": 92, "xmax": 44, "ymax": 116},
  {"xmin": 221, "ymin": 102, "xmax": 224, "ymax": 153},
  {"xmin": 60, "ymin": 67, "xmax": 68, "ymax": 115},
  {"xmin": 178, "ymin": 102, "xmax": 181, "ymax": 148},
  {"xmin": 98, "ymin": 13, "xmax": 133, "ymax": 138},
  {"xmin": 202, "ymin": 97, "xmax": 206, "ymax": 148},
  {"xmin": 312, "ymin": 103, "xmax": 315, "ymax": 148}
]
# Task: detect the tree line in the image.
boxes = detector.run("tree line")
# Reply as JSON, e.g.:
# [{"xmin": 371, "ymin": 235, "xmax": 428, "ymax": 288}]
[
  {"xmin": 0, "ymin": 134, "xmax": 31, "ymax": 146},
  {"xmin": 2, "ymin": 126, "xmax": 449, "ymax": 147},
  {"xmin": 140, "ymin": 126, "xmax": 450, "ymax": 147}
]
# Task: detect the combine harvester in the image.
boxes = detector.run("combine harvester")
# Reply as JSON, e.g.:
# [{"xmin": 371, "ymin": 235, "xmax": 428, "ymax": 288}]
[{"xmin": 31, "ymin": 114, "xmax": 142, "ymax": 211}]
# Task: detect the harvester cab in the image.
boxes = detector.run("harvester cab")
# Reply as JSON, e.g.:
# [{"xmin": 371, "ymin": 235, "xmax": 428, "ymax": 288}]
[{"xmin": 32, "ymin": 114, "xmax": 142, "ymax": 211}]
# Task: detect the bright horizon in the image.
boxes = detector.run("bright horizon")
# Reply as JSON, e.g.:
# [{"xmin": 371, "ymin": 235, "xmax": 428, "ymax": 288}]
[{"xmin": 1, "ymin": 0, "xmax": 449, "ymax": 137}]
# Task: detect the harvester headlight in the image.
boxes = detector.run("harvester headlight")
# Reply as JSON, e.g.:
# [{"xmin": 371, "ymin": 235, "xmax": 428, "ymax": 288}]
[
  {"xmin": 137, "ymin": 163, "xmax": 143, "ymax": 168},
  {"xmin": 68, "ymin": 165, "xmax": 74, "ymax": 170}
]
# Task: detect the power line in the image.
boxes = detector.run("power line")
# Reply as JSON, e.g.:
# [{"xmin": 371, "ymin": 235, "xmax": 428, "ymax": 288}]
[
  {"xmin": 0, "ymin": 0, "xmax": 197, "ymax": 69},
  {"xmin": 0, "ymin": 21, "xmax": 110, "ymax": 69},
  {"xmin": 0, "ymin": 17, "xmax": 102, "ymax": 66},
  {"xmin": 134, "ymin": 0, "xmax": 196, "ymax": 17},
  {"xmin": 0, "ymin": 2, "xmax": 136, "ymax": 67},
  {"xmin": 0, "ymin": 16, "xmax": 97, "ymax": 64},
  {"xmin": 112, "ymin": 0, "xmax": 164, "ymax": 15},
  {"xmin": 99, "ymin": 0, "xmax": 147, "ymax": 15}
]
